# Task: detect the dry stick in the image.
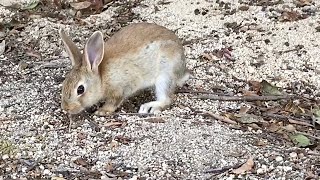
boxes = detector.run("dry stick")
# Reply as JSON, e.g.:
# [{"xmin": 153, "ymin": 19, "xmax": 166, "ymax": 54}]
[
  {"xmin": 203, "ymin": 111, "xmax": 237, "ymax": 124},
  {"xmin": 263, "ymin": 113, "xmax": 313, "ymax": 127},
  {"xmin": 195, "ymin": 95, "xmax": 294, "ymax": 101},
  {"xmin": 204, "ymin": 163, "xmax": 242, "ymax": 174}
]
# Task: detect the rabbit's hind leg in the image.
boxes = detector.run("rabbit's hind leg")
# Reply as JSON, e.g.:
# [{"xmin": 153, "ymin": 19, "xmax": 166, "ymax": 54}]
[{"xmin": 138, "ymin": 73, "xmax": 174, "ymax": 114}]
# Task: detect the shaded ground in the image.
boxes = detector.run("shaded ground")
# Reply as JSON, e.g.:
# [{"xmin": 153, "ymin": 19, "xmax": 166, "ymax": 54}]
[{"xmin": 0, "ymin": 0, "xmax": 319, "ymax": 179}]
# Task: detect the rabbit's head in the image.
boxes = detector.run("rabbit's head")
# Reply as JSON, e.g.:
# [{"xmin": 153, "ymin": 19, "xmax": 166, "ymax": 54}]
[{"xmin": 59, "ymin": 30, "xmax": 105, "ymax": 114}]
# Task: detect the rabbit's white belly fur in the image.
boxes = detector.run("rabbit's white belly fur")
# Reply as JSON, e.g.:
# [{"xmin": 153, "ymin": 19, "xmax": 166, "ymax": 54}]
[{"xmin": 107, "ymin": 40, "xmax": 181, "ymax": 97}]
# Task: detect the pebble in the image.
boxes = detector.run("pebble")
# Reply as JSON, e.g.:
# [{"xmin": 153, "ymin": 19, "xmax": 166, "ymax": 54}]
[
  {"xmin": 2, "ymin": 154, "xmax": 9, "ymax": 160},
  {"xmin": 289, "ymin": 152, "xmax": 298, "ymax": 158},
  {"xmin": 43, "ymin": 169, "xmax": 51, "ymax": 175},
  {"xmin": 275, "ymin": 156, "xmax": 283, "ymax": 162}
]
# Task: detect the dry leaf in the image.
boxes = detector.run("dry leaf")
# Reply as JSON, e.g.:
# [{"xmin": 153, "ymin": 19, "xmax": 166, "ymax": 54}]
[
  {"xmin": 295, "ymin": 0, "xmax": 312, "ymax": 7},
  {"xmin": 255, "ymin": 139, "xmax": 267, "ymax": 146},
  {"xmin": 74, "ymin": 157, "xmax": 89, "ymax": 166},
  {"xmin": 104, "ymin": 121, "xmax": 124, "ymax": 128},
  {"xmin": 261, "ymin": 80, "xmax": 282, "ymax": 96},
  {"xmin": 283, "ymin": 124, "xmax": 296, "ymax": 132},
  {"xmin": 285, "ymin": 101, "xmax": 305, "ymax": 114},
  {"xmin": 232, "ymin": 157, "xmax": 254, "ymax": 174},
  {"xmin": 70, "ymin": 1, "xmax": 92, "ymax": 10},
  {"xmin": 239, "ymin": 106, "xmax": 250, "ymax": 114},
  {"xmin": 279, "ymin": 11, "xmax": 301, "ymax": 22},
  {"xmin": 248, "ymin": 80, "xmax": 262, "ymax": 94},
  {"xmin": 269, "ymin": 122, "xmax": 281, "ymax": 132},
  {"xmin": 0, "ymin": 40, "xmax": 5, "ymax": 55}
]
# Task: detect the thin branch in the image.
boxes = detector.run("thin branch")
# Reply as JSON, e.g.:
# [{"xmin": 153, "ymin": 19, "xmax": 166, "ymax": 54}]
[
  {"xmin": 263, "ymin": 113, "xmax": 313, "ymax": 126},
  {"xmin": 202, "ymin": 111, "xmax": 237, "ymax": 124},
  {"xmin": 204, "ymin": 163, "xmax": 242, "ymax": 174},
  {"xmin": 194, "ymin": 95, "xmax": 294, "ymax": 101}
]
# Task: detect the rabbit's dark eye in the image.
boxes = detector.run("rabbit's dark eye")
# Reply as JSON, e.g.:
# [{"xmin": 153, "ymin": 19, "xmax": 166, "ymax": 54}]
[{"xmin": 77, "ymin": 85, "xmax": 85, "ymax": 95}]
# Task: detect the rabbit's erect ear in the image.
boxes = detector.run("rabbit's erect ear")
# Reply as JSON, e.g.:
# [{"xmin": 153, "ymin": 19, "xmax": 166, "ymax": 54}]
[
  {"xmin": 59, "ymin": 29, "xmax": 82, "ymax": 67},
  {"xmin": 84, "ymin": 31, "xmax": 104, "ymax": 73}
]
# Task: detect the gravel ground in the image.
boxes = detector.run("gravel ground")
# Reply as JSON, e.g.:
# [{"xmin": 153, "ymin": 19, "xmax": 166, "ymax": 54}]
[{"xmin": 0, "ymin": 0, "xmax": 319, "ymax": 179}]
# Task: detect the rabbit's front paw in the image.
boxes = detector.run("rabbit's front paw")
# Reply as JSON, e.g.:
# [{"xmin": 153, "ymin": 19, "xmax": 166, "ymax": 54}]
[{"xmin": 138, "ymin": 101, "xmax": 165, "ymax": 114}]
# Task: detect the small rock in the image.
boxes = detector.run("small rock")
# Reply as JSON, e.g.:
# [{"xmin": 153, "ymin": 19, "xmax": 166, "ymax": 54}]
[
  {"xmin": 289, "ymin": 152, "xmax": 297, "ymax": 158},
  {"xmin": 2, "ymin": 154, "xmax": 9, "ymax": 160},
  {"xmin": 283, "ymin": 166, "xmax": 292, "ymax": 172},
  {"xmin": 18, "ymin": 61, "xmax": 29, "ymax": 71},
  {"xmin": 275, "ymin": 156, "xmax": 283, "ymax": 162},
  {"xmin": 43, "ymin": 169, "xmax": 51, "ymax": 175},
  {"xmin": 256, "ymin": 168, "xmax": 265, "ymax": 174}
]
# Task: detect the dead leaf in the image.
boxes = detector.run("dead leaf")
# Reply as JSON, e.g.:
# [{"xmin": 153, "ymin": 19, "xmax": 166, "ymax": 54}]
[
  {"xmin": 145, "ymin": 117, "xmax": 165, "ymax": 123},
  {"xmin": 261, "ymin": 80, "xmax": 282, "ymax": 96},
  {"xmin": 205, "ymin": 111, "xmax": 237, "ymax": 124},
  {"xmin": 114, "ymin": 136, "xmax": 132, "ymax": 145},
  {"xmin": 284, "ymin": 101, "xmax": 305, "ymax": 114},
  {"xmin": 74, "ymin": 157, "xmax": 89, "ymax": 166},
  {"xmin": 282, "ymin": 124, "xmax": 296, "ymax": 132},
  {"xmin": 90, "ymin": 0, "xmax": 104, "ymax": 11},
  {"xmin": 255, "ymin": 139, "xmax": 267, "ymax": 146},
  {"xmin": 236, "ymin": 114, "xmax": 265, "ymax": 124},
  {"xmin": 0, "ymin": 40, "xmax": 5, "ymax": 55},
  {"xmin": 70, "ymin": 1, "xmax": 92, "ymax": 10},
  {"xmin": 239, "ymin": 106, "xmax": 250, "ymax": 114},
  {"xmin": 248, "ymin": 80, "xmax": 261, "ymax": 94},
  {"xmin": 279, "ymin": 11, "xmax": 301, "ymax": 22},
  {"xmin": 268, "ymin": 122, "xmax": 282, "ymax": 132},
  {"xmin": 232, "ymin": 157, "xmax": 254, "ymax": 174},
  {"xmin": 104, "ymin": 121, "xmax": 124, "ymax": 128},
  {"xmin": 105, "ymin": 161, "xmax": 114, "ymax": 172},
  {"xmin": 294, "ymin": 0, "xmax": 313, "ymax": 7}
]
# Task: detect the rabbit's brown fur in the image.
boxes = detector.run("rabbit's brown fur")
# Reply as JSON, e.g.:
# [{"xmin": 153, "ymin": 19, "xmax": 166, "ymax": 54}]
[{"xmin": 60, "ymin": 23, "xmax": 189, "ymax": 115}]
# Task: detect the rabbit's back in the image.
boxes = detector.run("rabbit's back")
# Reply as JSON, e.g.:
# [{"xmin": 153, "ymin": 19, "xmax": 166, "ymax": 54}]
[{"xmin": 100, "ymin": 23, "xmax": 186, "ymax": 97}]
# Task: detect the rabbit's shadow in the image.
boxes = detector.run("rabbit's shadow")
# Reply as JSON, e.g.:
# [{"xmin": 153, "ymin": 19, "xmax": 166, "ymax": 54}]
[{"xmin": 86, "ymin": 88, "xmax": 155, "ymax": 114}]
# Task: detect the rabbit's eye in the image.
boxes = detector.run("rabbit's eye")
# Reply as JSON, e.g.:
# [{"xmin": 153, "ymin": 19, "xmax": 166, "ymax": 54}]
[{"xmin": 77, "ymin": 85, "xmax": 85, "ymax": 95}]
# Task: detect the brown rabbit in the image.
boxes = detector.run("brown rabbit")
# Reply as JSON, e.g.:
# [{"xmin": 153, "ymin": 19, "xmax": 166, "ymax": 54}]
[{"xmin": 60, "ymin": 23, "xmax": 189, "ymax": 115}]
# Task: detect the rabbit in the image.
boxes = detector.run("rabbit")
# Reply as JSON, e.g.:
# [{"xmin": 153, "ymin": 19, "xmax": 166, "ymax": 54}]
[{"xmin": 59, "ymin": 23, "xmax": 189, "ymax": 115}]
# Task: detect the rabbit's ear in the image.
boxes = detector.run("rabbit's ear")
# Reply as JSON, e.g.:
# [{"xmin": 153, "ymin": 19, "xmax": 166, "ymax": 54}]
[
  {"xmin": 84, "ymin": 31, "xmax": 104, "ymax": 73},
  {"xmin": 59, "ymin": 29, "xmax": 82, "ymax": 67}
]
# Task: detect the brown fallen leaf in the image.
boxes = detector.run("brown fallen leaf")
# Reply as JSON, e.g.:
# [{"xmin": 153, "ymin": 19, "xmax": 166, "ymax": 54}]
[
  {"xmin": 284, "ymin": 101, "xmax": 305, "ymax": 114},
  {"xmin": 239, "ymin": 105, "xmax": 250, "ymax": 114},
  {"xmin": 74, "ymin": 157, "xmax": 89, "ymax": 167},
  {"xmin": 232, "ymin": 157, "xmax": 254, "ymax": 174},
  {"xmin": 145, "ymin": 117, "xmax": 165, "ymax": 123},
  {"xmin": 294, "ymin": 0, "xmax": 313, "ymax": 7},
  {"xmin": 248, "ymin": 80, "xmax": 261, "ymax": 94},
  {"xmin": 104, "ymin": 121, "xmax": 124, "ymax": 128},
  {"xmin": 70, "ymin": 1, "xmax": 92, "ymax": 10},
  {"xmin": 279, "ymin": 11, "xmax": 302, "ymax": 22},
  {"xmin": 204, "ymin": 111, "xmax": 237, "ymax": 124}
]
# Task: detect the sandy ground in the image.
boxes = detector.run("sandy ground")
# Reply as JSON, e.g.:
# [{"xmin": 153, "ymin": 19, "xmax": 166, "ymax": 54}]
[{"xmin": 0, "ymin": 0, "xmax": 319, "ymax": 179}]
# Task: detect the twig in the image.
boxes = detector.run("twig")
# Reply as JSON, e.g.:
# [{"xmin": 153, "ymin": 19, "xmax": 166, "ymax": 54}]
[
  {"xmin": 263, "ymin": 113, "xmax": 313, "ymax": 126},
  {"xmin": 204, "ymin": 163, "xmax": 242, "ymax": 174},
  {"xmin": 202, "ymin": 111, "xmax": 237, "ymax": 124},
  {"xmin": 194, "ymin": 95, "xmax": 294, "ymax": 101},
  {"xmin": 296, "ymin": 131, "xmax": 320, "ymax": 140},
  {"xmin": 288, "ymin": 119, "xmax": 313, "ymax": 127}
]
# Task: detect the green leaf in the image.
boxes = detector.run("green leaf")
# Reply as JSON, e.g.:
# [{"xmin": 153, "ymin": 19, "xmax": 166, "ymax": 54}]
[
  {"xmin": 22, "ymin": 0, "xmax": 40, "ymax": 10},
  {"xmin": 290, "ymin": 134, "xmax": 311, "ymax": 147},
  {"xmin": 261, "ymin": 80, "xmax": 282, "ymax": 96}
]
